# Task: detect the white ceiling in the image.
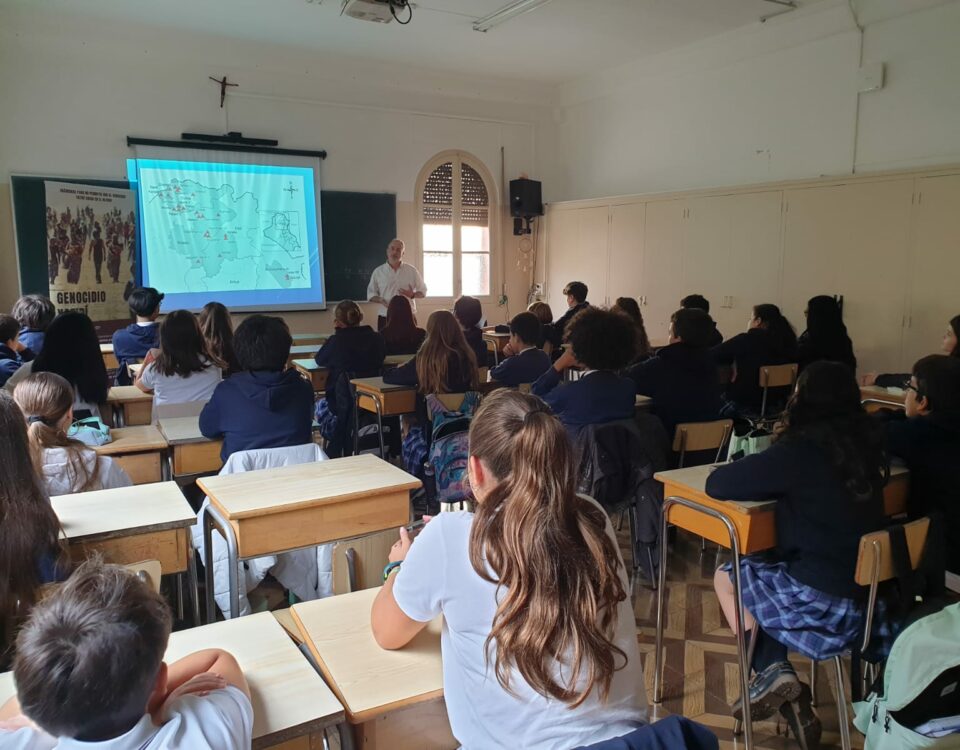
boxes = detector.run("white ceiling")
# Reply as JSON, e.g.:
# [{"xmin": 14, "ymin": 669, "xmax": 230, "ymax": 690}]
[{"xmin": 0, "ymin": 0, "xmax": 827, "ymax": 84}]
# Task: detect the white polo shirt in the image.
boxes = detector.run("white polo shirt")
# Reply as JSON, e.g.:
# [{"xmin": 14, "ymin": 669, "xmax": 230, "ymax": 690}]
[{"xmin": 367, "ymin": 262, "xmax": 427, "ymax": 318}]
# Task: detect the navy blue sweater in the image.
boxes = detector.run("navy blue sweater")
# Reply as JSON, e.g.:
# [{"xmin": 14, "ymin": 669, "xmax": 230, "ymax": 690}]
[
  {"xmin": 706, "ymin": 438, "xmax": 884, "ymax": 598},
  {"xmin": 199, "ymin": 369, "xmax": 314, "ymax": 461},
  {"xmin": 712, "ymin": 328, "xmax": 797, "ymax": 411},
  {"xmin": 112, "ymin": 322, "xmax": 158, "ymax": 385},
  {"xmin": 314, "ymin": 325, "xmax": 385, "ymax": 402},
  {"xmin": 531, "ymin": 367, "xmax": 635, "ymax": 439},
  {"xmin": 489, "ymin": 347, "xmax": 551, "ymax": 387},
  {"xmin": 0, "ymin": 344, "xmax": 33, "ymax": 387},
  {"xmin": 627, "ymin": 343, "xmax": 722, "ymax": 438},
  {"xmin": 554, "ymin": 301, "xmax": 590, "ymax": 336}
]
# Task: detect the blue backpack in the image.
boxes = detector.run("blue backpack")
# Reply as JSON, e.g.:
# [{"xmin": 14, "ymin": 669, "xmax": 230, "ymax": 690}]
[{"xmin": 425, "ymin": 392, "xmax": 481, "ymax": 505}]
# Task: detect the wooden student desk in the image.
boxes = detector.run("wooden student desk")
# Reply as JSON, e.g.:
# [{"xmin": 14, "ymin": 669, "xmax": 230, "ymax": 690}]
[
  {"xmin": 106, "ymin": 385, "xmax": 153, "ymax": 427},
  {"xmin": 351, "ymin": 376, "xmax": 417, "ymax": 457},
  {"xmin": 383, "ymin": 353, "xmax": 410, "ymax": 368},
  {"xmin": 861, "ymin": 385, "xmax": 907, "ymax": 412},
  {"xmin": 292, "ymin": 332, "xmax": 331, "ymax": 347},
  {"xmin": 165, "ymin": 612, "xmax": 345, "ymax": 749},
  {"xmin": 651, "ymin": 463, "xmax": 910, "ymax": 749},
  {"xmin": 286, "ymin": 344, "xmax": 320, "ymax": 365},
  {"xmin": 157, "ymin": 415, "xmax": 223, "ymax": 477},
  {"xmin": 0, "ymin": 614, "xmax": 345, "ymax": 750},
  {"xmin": 94, "ymin": 425, "xmax": 169, "ymax": 484},
  {"xmin": 481, "ymin": 331, "xmax": 510, "ymax": 363},
  {"xmin": 635, "ymin": 394, "xmax": 652, "ymax": 412},
  {"xmin": 100, "ymin": 342, "xmax": 118, "ymax": 370},
  {"xmin": 197, "ymin": 454, "xmax": 420, "ymax": 621},
  {"xmin": 292, "ymin": 358, "xmax": 328, "ymax": 393},
  {"xmin": 52, "ymin": 481, "xmax": 199, "ymax": 623},
  {"xmin": 292, "ymin": 587, "xmax": 456, "ymax": 750}
]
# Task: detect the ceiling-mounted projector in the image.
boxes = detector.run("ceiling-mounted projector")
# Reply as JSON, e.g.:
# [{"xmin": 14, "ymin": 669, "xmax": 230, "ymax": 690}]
[{"xmin": 341, "ymin": 0, "xmax": 412, "ymax": 24}]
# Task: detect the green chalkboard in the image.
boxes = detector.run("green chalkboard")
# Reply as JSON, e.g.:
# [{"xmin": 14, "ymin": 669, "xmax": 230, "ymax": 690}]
[
  {"xmin": 320, "ymin": 191, "xmax": 396, "ymax": 302},
  {"xmin": 12, "ymin": 177, "xmax": 396, "ymax": 306},
  {"xmin": 11, "ymin": 174, "xmax": 132, "ymax": 296}
]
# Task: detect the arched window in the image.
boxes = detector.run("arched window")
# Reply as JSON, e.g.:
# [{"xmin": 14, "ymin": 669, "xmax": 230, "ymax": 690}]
[{"xmin": 417, "ymin": 152, "xmax": 496, "ymax": 298}]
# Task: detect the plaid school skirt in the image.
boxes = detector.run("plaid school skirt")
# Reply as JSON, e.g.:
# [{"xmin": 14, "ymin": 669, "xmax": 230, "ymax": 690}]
[{"xmin": 723, "ymin": 557, "xmax": 870, "ymax": 661}]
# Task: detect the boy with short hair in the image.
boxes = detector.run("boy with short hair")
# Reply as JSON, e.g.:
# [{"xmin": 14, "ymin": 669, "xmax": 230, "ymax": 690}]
[
  {"xmin": 489, "ymin": 312, "xmax": 551, "ymax": 387},
  {"xmin": 680, "ymin": 293, "xmax": 723, "ymax": 346},
  {"xmin": 884, "ymin": 354, "xmax": 960, "ymax": 574},
  {"xmin": 200, "ymin": 314, "xmax": 314, "ymax": 461},
  {"xmin": 0, "ymin": 560, "xmax": 252, "ymax": 749},
  {"xmin": 0, "ymin": 314, "xmax": 34, "ymax": 388},
  {"xmin": 554, "ymin": 281, "xmax": 590, "ymax": 336},
  {"xmin": 113, "ymin": 287, "xmax": 164, "ymax": 385},
  {"xmin": 11, "ymin": 295, "xmax": 56, "ymax": 355}
]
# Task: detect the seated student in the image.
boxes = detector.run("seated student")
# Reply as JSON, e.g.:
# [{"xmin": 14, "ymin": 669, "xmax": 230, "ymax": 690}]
[
  {"xmin": 200, "ymin": 315, "xmax": 314, "ymax": 461},
  {"xmin": 380, "ymin": 295, "xmax": 427, "ymax": 356},
  {"xmin": 313, "ymin": 300, "xmax": 385, "ymax": 455},
  {"xmin": 554, "ymin": 281, "xmax": 591, "ymax": 337},
  {"xmin": 15, "ymin": 372, "xmax": 131, "ymax": 496},
  {"xmin": 488, "ymin": 312, "xmax": 551, "ymax": 387},
  {"xmin": 798, "ymin": 295, "xmax": 856, "ymax": 372},
  {"xmin": 861, "ymin": 314, "xmax": 960, "ymax": 387},
  {"xmin": 136, "ymin": 310, "xmax": 222, "ymax": 420},
  {"xmin": 0, "ymin": 314, "xmax": 34, "ymax": 388},
  {"xmin": 7, "ymin": 312, "xmax": 110, "ymax": 420},
  {"xmin": 610, "ymin": 296, "xmax": 652, "ymax": 365},
  {"xmin": 113, "ymin": 287, "xmax": 164, "ymax": 385},
  {"xmin": 11, "ymin": 295, "xmax": 56, "ymax": 355},
  {"xmin": 627, "ymin": 308, "xmax": 722, "ymax": 439},
  {"xmin": 0, "ymin": 391, "xmax": 68, "ymax": 669},
  {"xmin": 526, "ymin": 301, "xmax": 561, "ymax": 352},
  {"xmin": 383, "ymin": 310, "xmax": 478, "ymax": 476},
  {"xmin": 681, "ymin": 294, "xmax": 723, "ymax": 347},
  {"xmin": 199, "ymin": 301, "xmax": 238, "ymax": 376},
  {"xmin": 712, "ymin": 304, "xmax": 798, "ymax": 416},
  {"xmin": 883, "ymin": 354, "xmax": 960, "ymax": 574},
  {"xmin": 532, "ymin": 308, "xmax": 636, "ymax": 437},
  {"xmin": 371, "ymin": 390, "xmax": 648, "ymax": 749},
  {"xmin": 0, "ymin": 559, "xmax": 253, "ymax": 749},
  {"xmin": 707, "ymin": 362, "xmax": 886, "ymax": 745},
  {"xmin": 453, "ymin": 295, "xmax": 489, "ymax": 367}
]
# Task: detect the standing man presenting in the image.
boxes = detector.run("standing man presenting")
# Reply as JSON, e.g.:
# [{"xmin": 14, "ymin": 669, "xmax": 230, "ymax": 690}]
[{"xmin": 367, "ymin": 238, "xmax": 428, "ymax": 330}]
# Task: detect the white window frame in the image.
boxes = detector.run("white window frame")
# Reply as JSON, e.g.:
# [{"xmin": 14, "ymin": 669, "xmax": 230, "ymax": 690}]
[{"xmin": 415, "ymin": 150, "xmax": 500, "ymax": 303}]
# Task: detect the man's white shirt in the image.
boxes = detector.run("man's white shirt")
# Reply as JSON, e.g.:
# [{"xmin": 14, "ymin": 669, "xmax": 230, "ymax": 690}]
[{"xmin": 367, "ymin": 262, "xmax": 427, "ymax": 318}]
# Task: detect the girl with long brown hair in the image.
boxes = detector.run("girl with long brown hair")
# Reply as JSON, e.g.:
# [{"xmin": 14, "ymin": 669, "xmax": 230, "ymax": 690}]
[
  {"xmin": 198, "ymin": 301, "xmax": 238, "ymax": 375},
  {"xmin": 383, "ymin": 309, "xmax": 478, "ymax": 393},
  {"xmin": 14, "ymin": 373, "xmax": 131, "ymax": 496},
  {"xmin": 0, "ymin": 390, "xmax": 69, "ymax": 668},
  {"xmin": 380, "ymin": 295, "xmax": 426, "ymax": 356},
  {"xmin": 371, "ymin": 390, "xmax": 647, "ymax": 749}
]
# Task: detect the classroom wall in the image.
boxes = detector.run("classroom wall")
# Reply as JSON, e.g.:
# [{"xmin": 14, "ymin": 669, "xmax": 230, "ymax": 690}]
[
  {"xmin": 552, "ymin": 0, "xmax": 960, "ymax": 201},
  {"xmin": 0, "ymin": 7, "xmax": 560, "ymax": 330}
]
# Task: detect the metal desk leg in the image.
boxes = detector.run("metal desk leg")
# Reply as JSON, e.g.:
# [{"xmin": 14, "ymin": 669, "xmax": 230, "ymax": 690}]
[
  {"xmin": 187, "ymin": 535, "xmax": 201, "ymax": 626},
  {"xmin": 653, "ymin": 496, "xmax": 754, "ymax": 750},
  {"xmin": 201, "ymin": 504, "xmax": 217, "ymax": 624},
  {"xmin": 353, "ymin": 392, "xmax": 361, "ymax": 456},
  {"xmin": 201, "ymin": 502, "xmax": 242, "ymax": 621},
  {"xmin": 162, "ymin": 449, "xmax": 173, "ymax": 482},
  {"xmin": 373, "ymin": 396, "xmax": 385, "ymax": 459}
]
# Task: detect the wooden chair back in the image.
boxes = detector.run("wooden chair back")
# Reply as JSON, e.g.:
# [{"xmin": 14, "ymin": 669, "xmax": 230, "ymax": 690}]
[
  {"xmin": 485, "ymin": 338, "xmax": 498, "ymax": 364},
  {"xmin": 672, "ymin": 419, "xmax": 733, "ymax": 467},
  {"xmin": 332, "ymin": 529, "xmax": 399, "ymax": 594},
  {"xmin": 855, "ymin": 517, "xmax": 930, "ymax": 586},
  {"xmin": 759, "ymin": 363, "xmax": 798, "ymax": 417},
  {"xmin": 542, "ymin": 340, "xmax": 554, "ymax": 357}
]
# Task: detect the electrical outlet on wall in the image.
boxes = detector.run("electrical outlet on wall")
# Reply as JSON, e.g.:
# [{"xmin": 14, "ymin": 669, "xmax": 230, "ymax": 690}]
[{"xmin": 533, "ymin": 282, "xmax": 544, "ymax": 296}]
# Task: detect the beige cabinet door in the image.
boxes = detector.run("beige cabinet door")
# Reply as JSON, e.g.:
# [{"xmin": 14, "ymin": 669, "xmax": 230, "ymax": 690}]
[
  {"xmin": 834, "ymin": 179, "xmax": 913, "ymax": 374},
  {"xmin": 607, "ymin": 202, "xmax": 646, "ymax": 304},
  {"xmin": 726, "ymin": 191, "xmax": 785, "ymax": 340},
  {"xmin": 903, "ymin": 174, "xmax": 960, "ymax": 370},
  {"xmin": 683, "ymin": 195, "xmax": 731, "ymax": 331},
  {"xmin": 641, "ymin": 199, "xmax": 687, "ymax": 344},
  {"xmin": 544, "ymin": 205, "xmax": 610, "ymax": 314},
  {"xmin": 780, "ymin": 185, "xmax": 845, "ymax": 334},
  {"xmin": 576, "ymin": 205, "xmax": 612, "ymax": 307}
]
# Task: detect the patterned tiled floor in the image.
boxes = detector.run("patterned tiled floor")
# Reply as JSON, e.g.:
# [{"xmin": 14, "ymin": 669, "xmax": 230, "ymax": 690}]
[{"xmin": 626, "ymin": 528, "xmax": 863, "ymax": 749}]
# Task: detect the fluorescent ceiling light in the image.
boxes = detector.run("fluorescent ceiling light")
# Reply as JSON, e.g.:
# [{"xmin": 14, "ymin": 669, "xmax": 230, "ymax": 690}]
[{"xmin": 472, "ymin": 0, "xmax": 555, "ymax": 32}]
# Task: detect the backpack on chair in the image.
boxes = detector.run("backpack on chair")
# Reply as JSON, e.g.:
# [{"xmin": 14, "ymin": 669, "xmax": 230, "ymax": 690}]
[{"xmin": 425, "ymin": 392, "xmax": 481, "ymax": 507}]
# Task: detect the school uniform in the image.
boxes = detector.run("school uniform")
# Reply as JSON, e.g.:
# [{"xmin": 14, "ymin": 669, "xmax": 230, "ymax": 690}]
[
  {"xmin": 884, "ymin": 412, "xmax": 960, "ymax": 573},
  {"xmin": 18, "ymin": 328, "xmax": 45, "ymax": 354},
  {"xmin": 199, "ymin": 369, "xmax": 314, "ymax": 461},
  {"xmin": 531, "ymin": 367, "xmax": 636, "ymax": 438},
  {"xmin": 707, "ymin": 438, "xmax": 884, "ymax": 663},
  {"xmin": 462, "ymin": 326, "xmax": 490, "ymax": 368},
  {"xmin": 797, "ymin": 331, "xmax": 856, "ymax": 372},
  {"xmin": 626, "ymin": 343, "xmax": 722, "ymax": 438},
  {"xmin": 0, "ymin": 343, "xmax": 34, "ymax": 387},
  {"xmin": 314, "ymin": 326, "xmax": 385, "ymax": 402},
  {"xmin": 382, "ymin": 326, "xmax": 426, "ymax": 356},
  {"xmin": 712, "ymin": 328, "xmax": 797, "ymax": 413},
  {"xmin": 706, "ymin": 323, "xmax": 724, "ymax": 348},
  {"xmin": 112, "ymin": 322, "xmax": 158, "ymax": 385},
  {"xmin": 489, "ymin": 346, "xmax": 551, "ymax": 387},
  {"xmin": 0, "ymin": 686, "xmax": 253, "ymax": 750},
  {"xmin": 554, "ymin": 301, "xmax": 590, "ymax": 336}
]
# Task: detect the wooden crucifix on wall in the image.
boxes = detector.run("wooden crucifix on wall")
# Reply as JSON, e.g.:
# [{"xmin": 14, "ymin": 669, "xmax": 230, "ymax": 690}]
[{"xmin": 209, "ymin": 75, "xmax": 238, "ymax": 108}]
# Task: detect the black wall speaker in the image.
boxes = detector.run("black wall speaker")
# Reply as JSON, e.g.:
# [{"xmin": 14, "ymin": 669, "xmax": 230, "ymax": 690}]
[{"xmin": 509, "ymin": 178, "xmax": 543, "ymax": 218}]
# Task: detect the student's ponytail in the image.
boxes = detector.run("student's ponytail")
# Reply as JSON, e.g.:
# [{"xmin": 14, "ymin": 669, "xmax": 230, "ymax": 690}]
[{"xmin": 468, "ymin": 390, "xmax": 627, "ymax": 706}]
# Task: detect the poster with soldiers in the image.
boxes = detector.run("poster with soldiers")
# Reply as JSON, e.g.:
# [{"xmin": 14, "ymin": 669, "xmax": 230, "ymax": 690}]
[{"xmin": 44, "ymin": 180, "xmax": 137, "ymax": 321}]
